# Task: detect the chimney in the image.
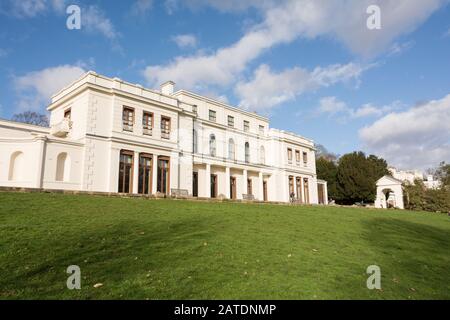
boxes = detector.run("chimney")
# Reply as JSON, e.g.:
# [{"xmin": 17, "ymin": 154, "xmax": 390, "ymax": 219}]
[{"xmin": 160, "ymin": 81, "xmax": 175, "ymax": 95}]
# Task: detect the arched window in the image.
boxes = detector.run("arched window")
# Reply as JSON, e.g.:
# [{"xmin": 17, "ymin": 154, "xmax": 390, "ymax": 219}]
[
  {"xmin": 56, "ymin": 152, "xmax": 71, "ymax": 182},
  {"xmin": 228, "ymin": 139, "xmax": 235, "ymax": 160},
  {"xmin": 245, "ymin": 142, "xmax": 250, "ymax": 163},
  {"xmin": 193, "ymin": 129, "xmax": 198, "ymax": 154},
  {"xmin": 8, "ymin": 151, "xmax": 24, "ymax": 181},
  {"xmin": 260, "ymin": 146, "xmax": 265, "ymax": 164},
  {"xmin": 209, "ymin": 134, "xmax": 216, "ymax": 157}
]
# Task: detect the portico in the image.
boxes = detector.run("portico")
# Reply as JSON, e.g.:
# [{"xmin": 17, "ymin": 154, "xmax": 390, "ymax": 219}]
[{"xmin": 193, "ymin": 161, "xmax": 270, "ymax": 201}]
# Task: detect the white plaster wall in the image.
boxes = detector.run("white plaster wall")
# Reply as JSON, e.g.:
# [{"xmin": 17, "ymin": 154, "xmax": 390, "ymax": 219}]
[
  {"xmin": 0, "ymin": 140, "xmax": 41, "ymax": 188},
  {"xmin": 42, "ymin": 142, "xmax": 83, "ymax": 190}
]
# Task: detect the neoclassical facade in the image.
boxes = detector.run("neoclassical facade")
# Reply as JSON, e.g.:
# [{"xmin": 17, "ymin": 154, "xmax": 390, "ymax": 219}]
[{"xmin": 0, "ymin": 71, "xmax": 328, "ymax": 204}]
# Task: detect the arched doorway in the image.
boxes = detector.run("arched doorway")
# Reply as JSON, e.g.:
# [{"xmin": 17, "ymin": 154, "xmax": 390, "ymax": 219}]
[{"xmin": 382, "ymin": 188, "xmax": 396, "ymax": 209}]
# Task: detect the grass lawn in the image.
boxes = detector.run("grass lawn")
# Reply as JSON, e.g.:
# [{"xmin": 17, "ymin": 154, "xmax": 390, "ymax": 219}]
[{"xmin": 0, "ymin": 192, "xmax": 449, "ymax": 300}]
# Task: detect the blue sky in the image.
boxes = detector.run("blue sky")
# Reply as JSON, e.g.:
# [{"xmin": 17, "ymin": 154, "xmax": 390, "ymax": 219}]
[{"xmin": 0, "ymin": 0, "xmax": 449, "ymax": 170}]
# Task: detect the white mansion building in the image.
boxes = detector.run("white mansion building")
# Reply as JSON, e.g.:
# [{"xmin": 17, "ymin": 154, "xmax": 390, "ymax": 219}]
[{"xmin": 0, "ymin": 72, "xmax": 328, "ymax": 204}]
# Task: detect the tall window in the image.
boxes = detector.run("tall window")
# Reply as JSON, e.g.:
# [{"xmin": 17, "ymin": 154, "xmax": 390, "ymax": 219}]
[
  {"xmin": 8, "ymin": 151, "xmax": 24, "ymax": 181},
  {"xmin": 288, "ymin": 176, "xmax": 295, "ymax": 197},
  {"xmin": 193, "ymin": 129, "xmax": 198, "ymax": 154},
  {"xmin": 209, "ymin": 134, "xmax": 216, "ymax": 156},
  {"xmin": 303, "ymin": 151, "xmax": 308, "ymax": 166},
  {"xmin": 118, "ymin": 150, "xmax": 133, "ymax": 193},
  {"xmin": 296, "ymin": 177, "xmax": 302, "ymax": 203},
  {"xmin": 56, "ymin": 152, "xmax": 70, "ymax": 182},
  {"xmin": 161, "ymin": 116, "xmax": 171, "ymax": 139},
  {"xmin": 245, "ymin": 142, "xmax": 250, "ymax": 163},
  {"xmin": 243, "ymin": 120, "xmax": 250, "ymax": 132},
  {"xmin": 260, "ymin": 146, "xmax": 265, "ymax": 164},
  {"xmin": 209, "ymin": 110, "xmax": 217, "ymax": 122},
  {"xmin": 303, "ymin": 178, "xmax": 310, "ymax": 204},
  {"xmin": 259, "ymin": 125, "xmax": 264, "ymax": 135},
  {"xmin": 138, "ymin": 154, "xmax": 152, "ymax": 195},
  {"xmin": 247, "ymin": 178, "xmax": 253, "ymax": 195},
  {"xmin": 64, "ymin": 108, "xmax": 71, "ymax": 120},
  {"xmin": 64, "ymin": 108, "xmax": 72, "ymax": 129},
  {"xmin": 122, "ymin": 107, "xmax": 134, "ymax": 132},
  {"xmin": 295, "ymin": 150, "xmax": 301, "ymax": 164},
  {"xmin": 287, "ymin": 148, "xmax": 293, "ymax": 163},
  {"xmin": 142, "ymin": 112, "xmax": 153, "ymax": 136},
  {"xmin": 228, "ymin": 139, "xmax": 235, "ymax": 160},
  {"xmin": 227, "ymin": 115, "xmax": 234, "ymax": 128},
  {"xmin": 157, "ymin": 156, "xmax": 170, "ymax": 194}
]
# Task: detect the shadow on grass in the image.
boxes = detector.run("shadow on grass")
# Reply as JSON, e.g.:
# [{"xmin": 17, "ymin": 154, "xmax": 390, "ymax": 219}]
[
  {"xmin": 0, "ymin": 216, "xmax": 221, "ymax": 299},
  {"xmin": 361, "ymin": 218, "xmax": 450, "ymax": 299}
]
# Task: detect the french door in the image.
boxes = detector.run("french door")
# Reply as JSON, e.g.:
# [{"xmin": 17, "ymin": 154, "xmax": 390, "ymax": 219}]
[
  {"xmin": 230, "ymin": 177, "xmax": 237, "ymax": 200},
  {"xmin": 118, "ymin": 150, "xmax": 133, "ymax": 193},
  {"xmin": 303, "ymin": 178, "xmax": 310, "ymax": 204},
  {"xmin": 193, "ymin": 172, "xmax": 198, "ymax": 197},
  {"xmin": 138, "ymin": 154, "xmax": 152, "ymax": 195},
  {"xmin": 296, "ymin": 178, "xmax": 303, "ymax": 203},
  {"xmin": 210, "ymin": 174, "xmax": 217, "ymax": 198},
  {"xmin": 263, "ymin": 181, "xmax": 268, "ymax": 202},
  {"xmin": 157, "ymin": 157, "xmax": 170, "ymax": 194}
]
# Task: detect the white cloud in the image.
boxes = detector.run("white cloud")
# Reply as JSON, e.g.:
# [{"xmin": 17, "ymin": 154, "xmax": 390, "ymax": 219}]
[
  {"xmin": 14, "ymin": 64, "xmax": 87, "ymax": 112},
  {"xmin": 168, "ymin": 0, "xmax": 276, "ymax": 13},
  {"xmin": 171, "ymin": 34, "xmax": 198, "ymax": 49},
  {"xmin": 235, "ymin": 63, "xmax": 366, "ymax": 111},
  {"xmin": 387, "ymin": 41, "xmax": 415, "ymax": 57},
  {"xmin": 130, "ymin": 0, "xmax": 153, "ymax": 16},
  {"xmin": 1, "ymin": 0, "xmax": 66, "ymax": 17},
  {"xmin": 82, "ymin": 5, "xmax": 119, "ymax": 41},
  {"xmin": 359, "ymin": 94, "xmax": 450, "ymax": 169},
  {"xmin": 318, "ymin": 97, "xmax": 348, "ymax": 115},
  {"xmin": 317, "ymin": 97, "xmax": 404, "ymax": 120},
  {"xmin": 144, "ymin": 0, "xmax": 445, "ymax": 93}
]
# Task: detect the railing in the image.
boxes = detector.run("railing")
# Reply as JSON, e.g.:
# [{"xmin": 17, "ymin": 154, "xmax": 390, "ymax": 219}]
[{"xmin": 51, "ymin": 118, "xmax": 72, "ymax": 137}]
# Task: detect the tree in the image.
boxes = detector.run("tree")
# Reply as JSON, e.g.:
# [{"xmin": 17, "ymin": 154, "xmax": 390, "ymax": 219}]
[
  {"xmin": 316, "ymin": 157, "xmax": 339, "ymax": 200},
  {"xmin": 336, "ymin": 152, "xmax": 389, "ymax": 204},
  {"xmin": 434, "ymin": 162, "xmax": 450, "ymax": 187},
  {"xmin": 11, "ymin": 111, "xmax": 49, "ymax": 127}
]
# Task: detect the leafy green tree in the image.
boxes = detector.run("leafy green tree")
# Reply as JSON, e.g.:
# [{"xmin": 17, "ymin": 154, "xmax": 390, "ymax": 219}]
[
  {"xmin": 316, "ymin": 157, "xmax": 339, "ymax": 200},
  {"xmin": 404, "ymin": 179, "xmax": 450, "ymax": 213},
  {"xmin": 336, "ymin": 152, "xmax": 389, "ymax": 204},
  {"xmin": 435, "ymin": 161, "xmax": 450, "ymax": 187}
]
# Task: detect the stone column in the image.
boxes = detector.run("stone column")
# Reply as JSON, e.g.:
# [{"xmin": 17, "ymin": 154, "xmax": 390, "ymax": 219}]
[
  {"xmin": 132, "ymin": 151, "xmax": 139, "ymax": 194},
  {"xmin": 324, "ymin": 182, "xmax": 329, "ymax": 205},
  {"xmin": 152, "ymin": 155, "xmax": 158, "ymax": 194},
  {"xmin": 258, "ymin": 172, "xmax": 264, "ymax": 201},
  {"xmin": 225, "ymin": 167, "xmax": 231, "ymax": 199},
  {"xmin": 243, "ymin": 169, "xmax": 248, "ymax": 197},
  {"xmin": 205, "ymin": 164, "xmax": 211, "ymax": 198}
]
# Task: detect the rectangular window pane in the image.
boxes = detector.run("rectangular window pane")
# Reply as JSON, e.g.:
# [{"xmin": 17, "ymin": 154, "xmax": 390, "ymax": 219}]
[
  {"xmin": 228, "ymin": 115, "xmax": 234, "ymax": 127},
  {"xmin": 143, "ymin": 112, "xmax": 153, "ymax": 136},
  {"xmin": 259, "ymin": 125, "xmax": 264, "ymax": 134},
  {"xmin": 244, "ymin": 121, "xmax": 249, "ymax": 132},
  {"xmin": 122, "ymin": 107, "xmax": 134, "ymax": 132},
  {"xmin": 161, "ymin": 117, "xmax": 171, "ymax": 139},
  {"xmin": 209, "ymin": 110, "xmax": 216, "ymax": 122}
]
